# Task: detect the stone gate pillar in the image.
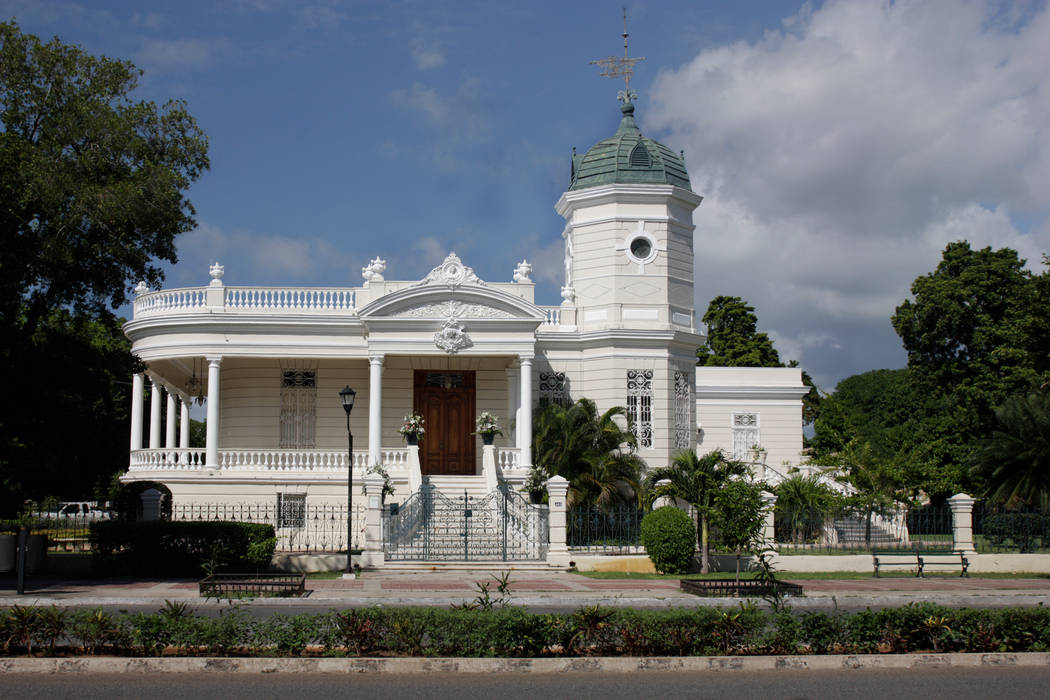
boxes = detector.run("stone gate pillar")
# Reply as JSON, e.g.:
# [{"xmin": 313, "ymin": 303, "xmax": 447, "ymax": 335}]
[
  {"xmin": 360, "ymin": 475, "xmax": 386, "ymax": 569},
  {"xmin": 949, "ymin": 493, "xmax": 976, "ymax": 552},
  {"xmin": 546, "ymin": 475, "xmax": 570, "ymax": 568}
]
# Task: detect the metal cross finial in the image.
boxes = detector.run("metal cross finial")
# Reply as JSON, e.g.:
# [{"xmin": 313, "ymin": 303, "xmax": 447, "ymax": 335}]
[{"xmin": 590, "ymin": 8, "xmax": 645, "ymax": 102}]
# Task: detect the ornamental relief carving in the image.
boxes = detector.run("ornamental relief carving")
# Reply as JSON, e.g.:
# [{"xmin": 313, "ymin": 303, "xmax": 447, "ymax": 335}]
[{"xmin": 395, "ymin": 300, "xmax": 514, "ymax": 319}]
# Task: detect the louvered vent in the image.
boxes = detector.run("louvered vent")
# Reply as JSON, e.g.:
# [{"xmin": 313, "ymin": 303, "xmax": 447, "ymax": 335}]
[{"xmin": 629, "ymin": 143, "xmax": 651, "ymax": 168}]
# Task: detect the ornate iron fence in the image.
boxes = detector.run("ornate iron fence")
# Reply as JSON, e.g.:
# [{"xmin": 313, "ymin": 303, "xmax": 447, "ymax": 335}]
[
  {"xmin": 974, "ymin": 503, "xmax": 1050, "ymax": 553},
  {"xmin": 20, "ymin": 511, "xmax": 106, "ymax": 552},
  {"xmin": 567, "ymin": 504, "xmax": 646, "ymax": 553},
  {"xmin": 171, "ymin": 502, "xmax": 366, "ymax": 552},
  {"xmin": 383, "ymin": 486, "xmax": 548, "ymax": 561},
  {"xmin": 770, "ymin": 504, "xmax": 952, "ymax": 555}
]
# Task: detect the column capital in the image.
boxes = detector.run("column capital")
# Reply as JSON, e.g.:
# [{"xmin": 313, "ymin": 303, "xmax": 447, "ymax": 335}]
[
  {"xmin": 206, "ymin": 355, "xmax": 223, "ymax": 366},
  {"xmin": 518, "ymin": 353, "xmax": 534, "ymax": 363},
  {"xmin": 368, "ymin": 353, "xmax": 385, "ymax": 366}
]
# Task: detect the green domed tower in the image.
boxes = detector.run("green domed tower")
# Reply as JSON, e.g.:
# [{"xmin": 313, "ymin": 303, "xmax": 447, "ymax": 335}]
[{"xmin": 555, "ymin": 98, "xmax": 703, "ymax": 333}]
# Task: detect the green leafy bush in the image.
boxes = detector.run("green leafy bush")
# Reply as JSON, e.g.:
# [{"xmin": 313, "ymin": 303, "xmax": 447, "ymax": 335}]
[
  {"xmin": 982, "ymin": 512, "xmax": 1050, "ymax": 552},
  {"xmin": 640, "ymin": 506, "xmax": 696, "ymax": 574},
  {"xmin": 90, "ymin": 520, "xmax": 277, "ymax": 577}
]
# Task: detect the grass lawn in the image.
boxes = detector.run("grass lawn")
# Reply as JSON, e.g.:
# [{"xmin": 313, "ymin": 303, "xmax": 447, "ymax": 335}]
[{"xmin": 573, "ymin": 570, "xmax": 1050, "ymax": 581}]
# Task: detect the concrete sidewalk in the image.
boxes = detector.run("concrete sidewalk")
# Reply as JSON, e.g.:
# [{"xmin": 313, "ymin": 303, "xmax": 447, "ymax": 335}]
[{"xmin": 3, "ymin": 571, "xmax": 1050, "ymax": 610}]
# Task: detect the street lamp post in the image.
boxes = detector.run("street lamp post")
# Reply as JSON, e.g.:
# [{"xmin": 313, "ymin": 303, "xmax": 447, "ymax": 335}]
[{"xmin": 339, "ymin": 385, "xmax": 357, "ymax": 577}]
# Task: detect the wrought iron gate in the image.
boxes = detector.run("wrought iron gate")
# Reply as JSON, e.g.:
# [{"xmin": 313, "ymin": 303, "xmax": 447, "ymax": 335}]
[{"xmin": 383, "ymin": 484, "xmax": 548, "ymax": 561}]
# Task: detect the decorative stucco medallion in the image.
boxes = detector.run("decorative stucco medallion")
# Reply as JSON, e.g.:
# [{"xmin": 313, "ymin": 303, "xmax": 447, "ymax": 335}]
[
  {"xmin": 418, "ymin": 252, "xmax": 483, "ymax": 288},
  {"xmin": 434, "ymin": 317, "xmax": 472, "ymax": 354}
]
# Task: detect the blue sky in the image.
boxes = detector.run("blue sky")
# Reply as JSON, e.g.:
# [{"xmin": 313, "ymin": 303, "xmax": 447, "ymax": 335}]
[{"xmin": 5, "ymin": 1, "xmax": 1049, "ymax": 392}]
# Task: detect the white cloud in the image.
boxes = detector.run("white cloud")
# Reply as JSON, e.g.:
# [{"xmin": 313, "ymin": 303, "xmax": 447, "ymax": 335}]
[
  {"xmin": 171, "ymin": 222, "xmax": 359, "ymax": 286},
  {"xmin": 389, "ymin": 83, "xmax": 449, "ymax": 122},
  {"xmin": 411, "ymin": 39, "xmax": 446, "ymax": 70},
  {"xmin": 648, "ymin": 0, "xmax": 1050, "ymax": 387},
  {"xmin": 136, "ymin": 37, "xmax": 230, "ymax": 72}
]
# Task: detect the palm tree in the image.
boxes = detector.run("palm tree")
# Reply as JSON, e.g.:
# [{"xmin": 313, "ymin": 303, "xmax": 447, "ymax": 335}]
[
  {"xmin": 532, "ymin": 398, "xmax": 644, "ymax": 507},
  {"xmin": 644, "ymin": 449, "xmax": 749, "ymax": 573},
  {"xmin": 972, "ymin": 392, "xmax": 1050, "ymax": 508},
  {"xmin": 774, "ymin": 474, "xmax": 840, "ymax": 545},
  {"xmin": 835, "ymin": 439, "xmax": 904, "ymax": 544}
]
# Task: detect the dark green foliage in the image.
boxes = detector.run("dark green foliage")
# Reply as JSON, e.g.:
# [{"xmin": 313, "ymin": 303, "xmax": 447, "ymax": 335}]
[
  {"xmin": 645, "ymin": 449, "xmax": 748, "ymax": 573},
  {"xmin": 640, "ymin": 506, "xmax": 696, "ymax": 574},
  {"xmin": 0, "ymin": 21, "xmax": 209, "ymax": 513},
  {"xmin": 711, "ymin": 480, "xmax": 768, "ymax": 581},
  {"xmin": 531, "ymin": 398, "xmax": 643, "ymax": 507},
  {"xmin": 774, "ymin": 474, "xmax": 840, "ymax": 544},
  {"xmin": 971, "ymin": 392, "xmax": 1050, "ymax": 508},
  {"xmin": 90, "ymin": 520, "xmax": 276, "ymax": 577},
  {"xmin": 4, "ymin": 603, "xmax": 1050, "ymax": 657}
]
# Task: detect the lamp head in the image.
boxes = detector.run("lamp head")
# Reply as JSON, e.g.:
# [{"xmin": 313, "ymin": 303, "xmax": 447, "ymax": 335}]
[{"xmin": 339, "ymin": 385, "xmax": 356, "ymax": 415}]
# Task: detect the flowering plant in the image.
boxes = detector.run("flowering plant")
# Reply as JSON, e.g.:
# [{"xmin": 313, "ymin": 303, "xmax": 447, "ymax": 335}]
[
  {"xmin": 362, "ymin": 463, "xmax": 395, "ymax": 500},
  {"xmin": 474, "ymin": 411, "xmax": 503, "ymax": 437},
  {"xmin": 398, "ymin": 414, "xmax": 425, "ymax": 438}
]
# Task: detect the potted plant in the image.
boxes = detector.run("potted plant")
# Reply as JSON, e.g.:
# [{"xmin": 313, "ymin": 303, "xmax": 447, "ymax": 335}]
[
  {"xmin": 474, "ymin": 412, "xmax": 503, "ymax": 445},
  {"xmin": 398, "ymin": 414, "xmax": 425, "ymax": 446},
  {"xmin": 362, "ymin": 463, "xmax": 395, "ymax": 503},
  {"xmin": 522, "ymin": 467, "xmax": 548, "ymax": 504}
]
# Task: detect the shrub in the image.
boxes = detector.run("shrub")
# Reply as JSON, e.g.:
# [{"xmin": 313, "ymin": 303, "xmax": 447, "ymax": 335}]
[
  {"xmin": 90, "ymin": 520, "xmax": 277, "ymax": 577},
  {"xmin": 640, "ymin": 506, "xmax": 696, "ymax": 574},
  {"xmin": 982, "ymin": 512, "xmax": 1050, "ymax": 552}
]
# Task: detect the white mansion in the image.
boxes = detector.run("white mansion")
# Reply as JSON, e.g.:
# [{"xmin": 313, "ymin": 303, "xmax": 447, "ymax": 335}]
[{"xmin": 121, "ymin": 98, "xmax": 807, "ymax": 560}]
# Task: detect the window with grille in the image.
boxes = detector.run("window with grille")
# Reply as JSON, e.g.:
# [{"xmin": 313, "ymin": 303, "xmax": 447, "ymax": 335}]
[
  {"xmin": 731, "ymin": 412, "xmax": 760, "ymax": 460},
  {"xmin": 673, "ymin": 368, "xmax": 692, "ymax": 450},
  {"xmin": 626, "ymin": 369, "xmax": 653, "ymax": 448},
  {"xmin": 276, "ymin": 493, "xmax": 306, "ymax": 529},
  {"xmin": 280, "ymin": 370, "xmax": 316, "ymax": 448},
  {"xmin": 539, "ymin": 370, "xmax": 568, "ymax": 407}
]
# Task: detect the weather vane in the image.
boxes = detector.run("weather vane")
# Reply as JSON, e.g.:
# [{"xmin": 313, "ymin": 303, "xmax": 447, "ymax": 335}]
[{"xmin": 590, "ymin": 8, "xmax": 645, "ymax": 103}]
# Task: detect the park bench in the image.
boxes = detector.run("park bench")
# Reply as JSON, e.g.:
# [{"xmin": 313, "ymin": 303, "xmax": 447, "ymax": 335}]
[{"xmin": 872, "ymin": 548, "xmax": 969, "ymax": 577}]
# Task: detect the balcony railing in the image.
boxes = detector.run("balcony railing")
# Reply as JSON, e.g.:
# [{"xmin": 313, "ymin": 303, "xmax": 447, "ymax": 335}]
[{"xmin": 129, "ymin": 448, "xmax": 408, "ymax": 472}]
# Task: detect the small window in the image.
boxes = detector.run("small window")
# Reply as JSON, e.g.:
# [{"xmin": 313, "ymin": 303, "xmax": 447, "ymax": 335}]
[
  {"xmin": 277, "ymin": 493, "xmax": 306, "ymax": 529},
  {"xmin": 629, "ymin": 143, "xmax": 651, "ymax": 168},
  {"xmin": 629, "ymin": 237, "xmax": 652, "ymax": 259}
]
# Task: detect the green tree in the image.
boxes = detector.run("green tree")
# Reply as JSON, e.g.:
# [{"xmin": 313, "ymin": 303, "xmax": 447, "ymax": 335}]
[
  {"xmin": 712, "ymin": 479, "xmax": 768, "ymax": 583},
  {"xmin": 0, "ymin": 22, "xmax": 209, "ymax": 512},
  {"xmin": 773, "ymin": 473, "xmax": 841, "ymax": 544},
  {"xmin": 644, "ymin": 449, "xmax": 748, "ymax": 573},
  {"xmin": 971, "ymin": 392, "xmax": 1050, "ymax": 508},
  {"xmin": 531, "ymin": 398, "xmax": 644, "ymax": 507},
  {"xmin": 697, "ymin": 296, "xmax": 781, "ymax": 367},
  {"xmin": 831, "ymin": 440, "xmax": 906, "ymax": 545},
  {"xmin": 697, "ymin": 296, "xmax": 822, "ymax": 423}
]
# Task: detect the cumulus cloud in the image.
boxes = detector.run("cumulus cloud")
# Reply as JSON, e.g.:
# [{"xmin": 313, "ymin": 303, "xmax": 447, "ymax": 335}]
[
  {"xmin": 136, "ymin": 37, "xmax": 231, "ymax": 72},
  {"xmin": 411, "ymin": 39, "xmax": 446, "ymax": 70},
  {"xmin": 170, "ymin": 222, "xmax": 360, "ymax": 287},
  {"xmin": 647, "ymin": 0, "xmax": 1050, "ymax": 389}
]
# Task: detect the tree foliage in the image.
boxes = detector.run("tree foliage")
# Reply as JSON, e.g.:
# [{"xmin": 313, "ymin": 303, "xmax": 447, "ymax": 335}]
[
  {"xmin": 531, "ymin": 398, "xmax": 644, "ymax": 508},
  {"xmin": 971, "ymin": 392, "xmax": 1050, "ymax": 508},
  {"xmin": 0, "ymin": 22, "xmax": 209, "ymax": 512},
  {"xmin": 644, "ymin": 449, "xmax": 748, "ymax": 573},
  {"xmin": 711, "ymin": 480, "xmax": 768, "ymax": 582}
]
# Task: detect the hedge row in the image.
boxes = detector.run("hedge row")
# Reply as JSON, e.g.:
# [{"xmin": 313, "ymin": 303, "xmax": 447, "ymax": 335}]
[
  {"xmin": 90, "ymin": 521, "xmax": 277, "ymax": 577},
  {"xmin": 3, "ymin": 603, "xmax": 1050, "ymax": 657}
]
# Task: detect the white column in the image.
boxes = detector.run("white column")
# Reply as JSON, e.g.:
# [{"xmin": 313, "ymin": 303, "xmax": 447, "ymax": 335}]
[
  {"xmin": 130, "ymin": 373, "xmax": 144, "ymax": 451},
  {"xmin": 506, "ymin": 366, "xmax": 520, "ymax": 449},
  {"xmin": 367, "ymin": 354, "xmax": 384, "ymax": 466},
  {"xmin": 179, "ymin": 398, "xmax": 190, "ymax": 448},
  {"xmin": 164, "ymin": 389, "xmax": 176, "ymax": 448},
  {"xmin": 519, "ymin": 354, "xmax": 533, "ymax": 467},
  {"xmin": 205, "ymin": 356, "xmax": 221, "ymax": 469},
  {"xmin": 149, "ymin": 377, "xmax": 161, "ymax": 449}
]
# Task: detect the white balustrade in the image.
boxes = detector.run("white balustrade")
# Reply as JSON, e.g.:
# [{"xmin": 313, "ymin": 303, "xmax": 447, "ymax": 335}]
[
  {"xmin": 224, "ymin": 287, "xmax": 356, "ymax": 312},
  {"xmin": 134, "ymin": 289, "xmax": 207, "ymax": 317},
  {"xmin": 128, "ymin": 448, "xmax": 408, "ymax": 473},
  {"xmin": 539, "ymin": 306, "xmax": 561, "ymax": 327},
  {"xmin": 496, "ymin": 448, "xmax": 520, "ymax": 469}
]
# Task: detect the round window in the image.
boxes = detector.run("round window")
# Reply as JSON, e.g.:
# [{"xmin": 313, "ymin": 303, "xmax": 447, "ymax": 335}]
[{"xmin": 629, "ymin": 237, "xmax": 652, "ymax": 260}]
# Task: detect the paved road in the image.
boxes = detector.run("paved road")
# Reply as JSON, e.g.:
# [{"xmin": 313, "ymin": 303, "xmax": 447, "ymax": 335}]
[{"xmin": 3, "ymin": 668, "xmax": 1047, "ymax": 699}]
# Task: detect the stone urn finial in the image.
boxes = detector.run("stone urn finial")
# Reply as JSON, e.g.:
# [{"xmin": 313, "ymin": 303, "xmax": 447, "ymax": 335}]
[
  {"xmin": 513, "ymin": 259, "xmax": 533, "ymax": 284},
  {"xmin": 209, "ymin": 262, "xmax": 225, "ymax": 286},
  {"xmin": 362, "ymin": 256, "xmax": 387, "ymax": 283},
  {"xmin": 134, "ymin": 280, "xmax": 150, "ymax": 295}
]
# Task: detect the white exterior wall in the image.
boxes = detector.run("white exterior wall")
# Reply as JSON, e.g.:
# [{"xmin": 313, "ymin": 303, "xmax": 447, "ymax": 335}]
[{"xmin": 696, "ymin": 367, "xmax": 808, "ymax": 475}]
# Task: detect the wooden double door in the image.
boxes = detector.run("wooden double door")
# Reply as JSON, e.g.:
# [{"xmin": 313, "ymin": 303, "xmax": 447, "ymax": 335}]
[{"xmin": 414, "ymin": 370, "xmax": 476, "ymax": 476}]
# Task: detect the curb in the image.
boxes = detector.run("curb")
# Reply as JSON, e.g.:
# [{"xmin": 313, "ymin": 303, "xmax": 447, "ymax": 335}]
[{"xmin": 1, "ymin": 653, "xmax": 1048, "ymax": 674}]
